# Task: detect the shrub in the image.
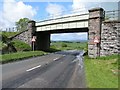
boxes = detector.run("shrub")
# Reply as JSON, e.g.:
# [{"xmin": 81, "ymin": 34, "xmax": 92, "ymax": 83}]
[{"xmin": 61, "ymin": 43, "xmax": 67, "ymax": 47}]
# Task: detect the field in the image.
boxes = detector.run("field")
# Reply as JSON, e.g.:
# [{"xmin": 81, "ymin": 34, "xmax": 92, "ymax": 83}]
[{"xmin": 50, "ymin": 41, "xmax": 88, "ymax": 51}]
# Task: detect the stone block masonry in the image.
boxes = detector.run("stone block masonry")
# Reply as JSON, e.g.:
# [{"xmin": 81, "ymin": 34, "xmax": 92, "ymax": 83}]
[
  {"xmin": 88, "ymin": 8, "xmax": 104, "ymax": 58},
  {"xmin": 11, "ymin": 21, "xmax": 35, "ymax": 46},
  {"xmin": 13, "ymin": 29, "xmax": 32, "ymax": 46},
  {"xmin": 10, "ymin": 8, "xmax": 120, "ymax": 57},
  {"xmin": 100, "ymin": 21, "xmax": 120, "ymax": 56}
]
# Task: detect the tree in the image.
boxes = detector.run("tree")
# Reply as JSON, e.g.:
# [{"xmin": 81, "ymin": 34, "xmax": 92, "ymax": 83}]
[{"xmin": 16, "ymin": 18, "xmax": 30, "ymax": 32}]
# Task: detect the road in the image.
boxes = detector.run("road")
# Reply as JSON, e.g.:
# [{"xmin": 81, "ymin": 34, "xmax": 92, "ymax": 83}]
[{"xmin": 2, "ymin": 50, "xmax": 86, "ymax": 89}]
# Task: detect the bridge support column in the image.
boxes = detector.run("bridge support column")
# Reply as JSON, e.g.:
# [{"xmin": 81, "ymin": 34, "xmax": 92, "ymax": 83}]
[
  {"xmin": 88, "ymin": 8, "xmax": 104, "ymax": 58},
  {"xmin": 28, "ymin": 20, "xmax": 36, "ymax": 46},
  {"xmin": 36, "ymin": 32, "xmax": 50, "ymax": 51}
]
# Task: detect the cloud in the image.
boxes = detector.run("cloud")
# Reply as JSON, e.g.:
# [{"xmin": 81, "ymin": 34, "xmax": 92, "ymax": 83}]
[
  {"xmin": 46, "ymin": 3, "xmax": 65, "ymax": 18},
  {"xmin": 49, "ymin": 1, "xmax": 88, "ymax": 41},
  {"xmin": 51, "ymin": 33, "xmax": 88, "ymax": 41},
  {"xmin": 1, "ymin": 0, "xmax": 37, "ymax": 29},
  {"xmin": 72, "ymin": 0, "xmax": 87, "ymax": 14}
]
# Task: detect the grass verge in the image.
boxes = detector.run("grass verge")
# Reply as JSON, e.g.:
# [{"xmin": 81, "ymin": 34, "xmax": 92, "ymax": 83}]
[
  {"xmin": 0, "ymin": 51, "xmax": 47, "ymax": 64},
  {"xmin": 84, "ymin": 54, "xmax": 119, "ymax": 88}
]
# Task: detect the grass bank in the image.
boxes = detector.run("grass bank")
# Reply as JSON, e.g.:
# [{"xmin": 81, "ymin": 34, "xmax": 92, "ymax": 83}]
[
  {"xmin": 0, "ymin": 51, "xmax": 47, "ymax": 64},
  {"xmin": 84, "ymin": 54, "xmax": 118, "ymax": 88},
  {"xmin": 12, "ymin": 40, "xmax": 31, "ymax": 51},
  {"xmin": 1, "ymin": 31, "xmax": 19, "ymax": 38}
]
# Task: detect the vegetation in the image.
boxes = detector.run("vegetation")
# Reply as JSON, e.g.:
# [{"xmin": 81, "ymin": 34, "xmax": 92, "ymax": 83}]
[
  {"xmin": 0, "ymin": 31, "xmax": 32, "ymax": 54},
  {"xmin": 12, "ymin": 40, "xmax": 31, "ymax": 51},
  {"xmin": 2, "ymin": 31, "xmax": 19, "ymax": 38},
  {"xmin": 16, "ymin": 18, "xmax": 30, "ymax": 31},
  {"xmin": 50, "ymin": 41, "xmax": 88, "ymax": 51},
  {"xmin": 1, "ymin": 33, "xmax": 17, "ymax": 54},
  {"xmin": 1, "ymin": 51, "xmax": 47, "ymax": 64},
  {"xmin": 84, "ymin": 54, "xmax": 119, "ymax": 88},
  {"xmin": 51, "ymin": 41, "xmax": 118, "ymax": 88},
  {"xmin": 0, "ymin": 41, "xmax": 7, "ymax": 50},
  {"xmin": 1, "ymin": 37, "xmax": 118, "ymax": 88}
]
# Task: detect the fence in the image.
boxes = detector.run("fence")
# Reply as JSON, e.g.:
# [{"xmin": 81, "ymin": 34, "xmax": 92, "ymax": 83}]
[
  {"xmin": 1, "ymin": 27, "xmax": 18, "ymax": 32},
  {"xmin": 105, "ymin": 10, "xmax": 120, "ymax": 21},
  {"xmin": 37, "ymin": 6, "xmax": 90, "ymax": 22}
]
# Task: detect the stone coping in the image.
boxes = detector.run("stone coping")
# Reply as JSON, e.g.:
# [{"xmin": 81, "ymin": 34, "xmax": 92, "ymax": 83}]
[
  {"xmin": 103, "ymin": 20, "xmax": 120, "ymax": 23},
  {"xmin": 89, "ymin": 8, "xmax": 104, "ymax": 12}
]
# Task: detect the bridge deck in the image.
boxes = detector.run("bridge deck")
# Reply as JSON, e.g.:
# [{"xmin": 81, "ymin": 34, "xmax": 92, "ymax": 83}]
[{"xmin": 36, "ymin": 13, "xmax": 89, "ymax": 32}]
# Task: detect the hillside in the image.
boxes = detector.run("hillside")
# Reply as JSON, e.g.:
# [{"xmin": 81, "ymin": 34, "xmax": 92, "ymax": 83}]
[{"xmin": 0, "ymin": 31, "xmax": 31, "ymax": 54}]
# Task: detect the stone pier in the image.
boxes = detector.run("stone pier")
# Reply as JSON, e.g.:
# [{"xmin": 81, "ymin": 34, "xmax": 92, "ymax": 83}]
[{"xmin": 88, "ymin": 8, "xmax": 104, "ymax": 58}]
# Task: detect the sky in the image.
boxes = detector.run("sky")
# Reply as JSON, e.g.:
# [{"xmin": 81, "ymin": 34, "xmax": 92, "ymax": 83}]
[{"xmin": 0, "ymin": 0, "xmax": 119, "ymax": 41}]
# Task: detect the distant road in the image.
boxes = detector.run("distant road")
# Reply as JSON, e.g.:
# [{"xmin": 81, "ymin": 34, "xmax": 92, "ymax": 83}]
[{"xmin": 2, "ymin": 50, "xmax": 86, "ymax": 88}]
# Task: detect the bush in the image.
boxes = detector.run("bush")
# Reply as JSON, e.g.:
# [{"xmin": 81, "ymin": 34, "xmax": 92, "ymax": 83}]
[{"xmin": 61, "ymin": 43, "xmax": 67, "ymax": 47}]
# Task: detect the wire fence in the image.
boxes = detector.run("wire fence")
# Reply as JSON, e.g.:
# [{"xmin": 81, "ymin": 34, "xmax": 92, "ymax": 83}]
[
  {"xmin": 0, "ymin": 27, "xmax": 18, "ymax": 32},
  {"xmin": 38, "ymin": 2, "xmax": 104, "ymax": 21},
  {"xmin": 105, "ymin": 10, "xmax": 120, "ymax": 21},
  {"xmin": 38, "ymin": 8, "xmax": 89, "ymax": 22}
]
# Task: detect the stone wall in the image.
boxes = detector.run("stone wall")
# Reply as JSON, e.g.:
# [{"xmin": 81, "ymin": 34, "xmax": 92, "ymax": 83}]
[
  {"xmin": 11, "ymin": 21, "xmax": 35, "ymax": 46},
  {"xmin": 88, "ymin": 8, "xmax": 104, "ymax": 58},
  {"xmin": 100, "ymin": 21, "xmax": 120, "ymax": 56},
  {"xmin": 10, "ymin": 8, "xmax": 120, "ymax": 57},
  {"xmin": 13, "ymin": 29, "xmax": 32, "ymax": 46}
]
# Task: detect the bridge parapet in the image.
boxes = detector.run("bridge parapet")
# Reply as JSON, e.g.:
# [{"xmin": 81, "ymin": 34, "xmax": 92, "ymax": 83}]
[{"xmin": 36, "ymin": 14, "xmax": 89, "ymax": 26}]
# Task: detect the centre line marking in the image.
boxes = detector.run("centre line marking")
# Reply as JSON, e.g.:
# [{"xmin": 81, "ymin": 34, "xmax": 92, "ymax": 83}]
[
  {"xmin": 26, "ymin": 65, "xmax": 41, "ymax": 72},
  {"xmin": 53, "ymin": 58, "xmax": 59, "ymax": 61}
]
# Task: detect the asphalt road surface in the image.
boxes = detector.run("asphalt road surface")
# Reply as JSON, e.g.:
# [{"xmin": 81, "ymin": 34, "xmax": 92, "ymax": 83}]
[{"xmin": 2, "ymin": 50, "xmax": 86, "ymax": 89}]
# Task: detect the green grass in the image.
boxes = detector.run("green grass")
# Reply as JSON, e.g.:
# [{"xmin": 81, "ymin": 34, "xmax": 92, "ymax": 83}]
[
  {"xmin": 0, "ymin": 41, "xmax": 7, "ymax": 50},
  {"xmin": 12, "ymin": 40, "xmax": 31, "ymax": 51},
  {"xmin": 84, "ymin": 54, "xmax": 119, "ymax": 88},
  {"xmin": 1, "ymin": 31, "xmax": 31, "ymax": 53},
  {"xmin": 50, "ymin": 41, "xmax": 88, "ymax": 51},
  {"xmin": 1, "ymin": 51, "xmax": 47, "ymax": 64},
  {"xmin": 1, "ymin": 31, "xmax": 19, "ymax": 38}
]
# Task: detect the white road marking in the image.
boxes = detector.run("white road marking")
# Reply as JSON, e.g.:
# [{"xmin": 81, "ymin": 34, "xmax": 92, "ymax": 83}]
[
  {"xmin": 72, "ymin": 59, "xmax": 78, "ymax": 63},
  {"xmin": 53, "ymin": 58, "xmax": 59, "ymax": 61},
  {"xmin": 26, "ymin": 65, "xmax": 41, "ymax": 72}
]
